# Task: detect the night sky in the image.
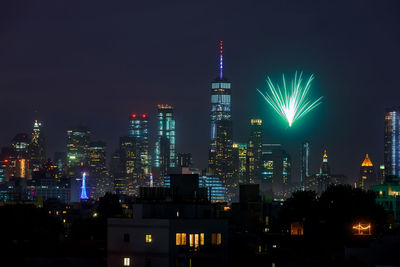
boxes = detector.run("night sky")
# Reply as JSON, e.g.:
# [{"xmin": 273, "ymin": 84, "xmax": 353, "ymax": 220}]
[{"xmin": 1, "ymin": 0, "xmax": 400, "ymax": 183}]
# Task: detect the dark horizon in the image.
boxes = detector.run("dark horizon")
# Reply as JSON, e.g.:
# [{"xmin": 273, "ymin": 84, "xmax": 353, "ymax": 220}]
[{"xmin": 1, "ymin": 0, "xmax": 400, "ymax": 182}]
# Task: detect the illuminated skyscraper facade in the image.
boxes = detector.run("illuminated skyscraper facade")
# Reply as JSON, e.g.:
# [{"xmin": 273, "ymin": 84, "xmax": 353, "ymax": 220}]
[
  {"xmin": 384, "ymin": 107, "xmax": 400, "ymax": 179},
  {"xmin": 208, "ymin": 41, "xmax": 234, "ymax": 193},
  {"xmin": 154, "ymin": 104, "xmax": 176, "ymax": 182},
  {"xmin": 29, "ymin": 120, "xmax": 46, "ymax": 172},
  {"xmin": 359, "ymin": 154, "xmax": 376, "ymax": 190},
  {"xmin": 260, "ymin": 144, "xmax": 291, "ymax": 197},
  {"xmin": 128, "ymin": 114, "xmax": 150, "ymax": 188},
  {"xmin": 233, "ymin": 143, "xmax": 247, "ymax": 184},
  {"xmin": 89, "ymin": 141, "xmax": 111, "ymax": 198},
  {"xmin": 10, "ymin": 133, "xmax": 31, "ymax": 179},
  {"xmin": 317, "ymin": 149, "xmax": 331, "ymax": 194},
  {"xmin": 246, "ymin": 118, "xmax": 262, "ymax": 184},
  {"xmin": 66, "ymin": 127, "xmax": 90, "ymax": 178},
  {"xmin": 300, "ymin": 141, "xmax": 310, "ymax": 190},
  {"xmin": 177, "ymin": 152, "xmax": 192, "ymax": 168}
]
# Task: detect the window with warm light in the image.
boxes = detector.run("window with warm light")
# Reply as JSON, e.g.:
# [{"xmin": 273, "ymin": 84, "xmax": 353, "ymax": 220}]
[
  {"xmin": 217, "ymin": 233, "xmax": 221, "ymax": 245},
  {"xmin": 176, "ymin": 233, "xmax": 181, "ymax": 245},
  {"xmin": 200, "ymin": 233, "xmax": 204, "ymax": 245},
  {"xmin": 145, "ymin": 234, "xmax": 152, "ymax": 243},
  {"xmin": 181, "ymin": 233, "xmax": 187, "ymax": 245},
  {"xmin": 189, "ymin": 234, "xmax": 194, "ymax": 247},
  {"xmin": 194, "ymin": 234, "xmax": 199, "ymax": 248},
  {"xmin": 123, "ymin": 257, "xmax": 130, "ymax": 266},
  {"xmin": 211, "ymin": 233, "xmax": 216, "ymax": 245}
]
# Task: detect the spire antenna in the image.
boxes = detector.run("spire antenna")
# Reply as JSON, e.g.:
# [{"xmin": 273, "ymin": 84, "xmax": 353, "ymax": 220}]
[{"xmin": 219, "ymin": 40, "xmax": 223, "ymax": 80}]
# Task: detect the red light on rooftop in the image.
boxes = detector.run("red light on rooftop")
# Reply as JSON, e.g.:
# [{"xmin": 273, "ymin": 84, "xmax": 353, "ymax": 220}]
[
  {"xmin": 142, "ymin": 114, "xmax": 147, "ymax": 118},
  {"xmin": 132, "ymin": 114, "xmax": 137, "ymax": 118}
]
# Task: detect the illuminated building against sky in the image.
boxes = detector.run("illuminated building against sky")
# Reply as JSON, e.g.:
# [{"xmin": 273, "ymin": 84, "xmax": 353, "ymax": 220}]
[
  {"xmin": 384, "ymin": 107, "xmax": 400, "ymax": 178},
  {"xmin": 301, "ymin": 141, "xmax": 310, "ymax": 190},
  {"xmin": 66, "ymin": 126, "xmax": 90, "ymax": 178},
  {"xmin": 260, "ymin": 144, "xmax": 291, "ymax": 197},
  {"xmin": 233, "ymin": 143, "xmax": 247, "ymax": 184},
  {"xmin": 128, "ymin": 113, "xmax": 150, "ymax": 188},
  {"xmin": 208, "ymin": 41, "xmax": 234, "ymax": 198},
  {"xmin": 154, "ymin": 104, "xmax": 176, "ymax": 180},
  {"xmin": 246, "ymin": 119, "xmax": 262, "ymax": 184},
  {"xmin": 209, "ymin": 41, "xmax": 232, "ymax": 174},
  {"xmin": 29, "ymin": 120, "xmax": 46, "ymax": 171},
  {"xmin": 89, "ymin": 141, "xmax": 110, "ymax": 198},
  {"xmin": 359, "ymin": 154, "xmax": 376, "ymax": 190}
]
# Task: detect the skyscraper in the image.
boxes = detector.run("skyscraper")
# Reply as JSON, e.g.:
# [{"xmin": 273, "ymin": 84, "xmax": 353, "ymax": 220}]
[
  {"xmin": 232, "ymin": 143, "xmax": 247, "ymax": 184},
  {"xmin": 29, "ymin": 120, "xmax": 46, "ymax": 172},
  {"xmin": 10, "ymin": 133, "xmax": 31, "ymax": 179},
  {"xmin": 317, "ymin": 149, "xmax": 331, "ymax": 194},
  {"xmin": 246, "ymin": 118, "xmax": 263, "ymax": 184},
  {"xmin": 89, "ymin": 141, "xmax": 110, "ymax": 198},
  {"xmin": 154, "ymin": 104, "xmax": 176, "ymax": 183},
  {"xmin": 128, "ymin": 113, "xmax": 150, "ymax": 187},
  {"xmin": 384, "ymin": 107, "xmax": 400, "ymax": 179},
  {"xmin": 300, "ymin": 141, "xmax": 310, "ymax": 190},
  {"xmin": 177, "ymin": 153, "xmax": 192, "ymax": 168},
  {"xmin": 260, "ymin": 144, "xmax": 291, "ymax": 197},
  {"xmin": 359, "ymin": 154, "xmax": 376, "ymax": 190},
  {"xmin": 119, "ymin": 136, "xmax": 136, "ymax": 195},
  {"xmin": 208, "ymin": 41, "xmax": 234, "ymax": 190},
  {"xmin": 66, "ymin": 126, "xmax": 90, "ymax": 178}
]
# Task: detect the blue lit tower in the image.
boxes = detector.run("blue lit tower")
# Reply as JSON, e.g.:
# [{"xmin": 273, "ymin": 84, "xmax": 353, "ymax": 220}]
[
  {"xmin": 154, "ymin": 104, "xmax": 176, "ymax": 182},
  {"xmin": 384, "ymin": 107, "xmax": 400, "ymax": 179},
  {"xmin": 208, "ymin": 41, "xmax": 233, "ymax": 184},
  {"xmin": 80, "ymin": 172, "xmax": 88, "ymax": 200}
]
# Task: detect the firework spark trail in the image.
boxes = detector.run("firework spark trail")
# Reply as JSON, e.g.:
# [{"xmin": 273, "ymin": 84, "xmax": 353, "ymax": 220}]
[{"xmin": 257, "ymin": 72, "xmax": 323, "ymax": 127}]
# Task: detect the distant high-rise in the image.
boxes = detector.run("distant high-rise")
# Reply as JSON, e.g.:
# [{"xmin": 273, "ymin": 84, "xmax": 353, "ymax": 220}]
[
  {"xmin": 300, "ymin": 141, "xmax": 310, "ymax": 190},
  {"xmin": 208, "ymin": 41, "xmax": 234, "ymax": 190},
  {"xmin": 177, "ymin": 153, "xmax": 192, "ymax": 168},
  {"xmin": 213, "ymin": 120, "xmax": 234, "ymax": 192},
  {"xmin": 233, "ymin": 143, "xmax": 247, "ymax": 184},
  {"xmin": 246, "ymin": 118, "xmax": 262, "ymax": 184},
  {"xmin": 53, "ymin": 152, "xmax": 66, "ymax": 179},
  {"xmin": 384, "ymin": 107, "xmax": 400, "ymax": 179},
  {"xmin": 29, "ymin": 120, "xmax": 46, "ymax": 171},
  {"xmin": 11, "ymin": 133, "xmax": 30, "ymax": 158},
  {"xmin": 89, "ymin": 141, "xmax": 110, "ymax": 198},
  {"xmin": 317, "ymin": 149, "xmax": 331, "ymax": 193},
  {"xmin": 10, "ymin": 133, "xmax": 31, "ymax": 179},
  {"xmin": 154, "ymin": 104, "xmax": 176, "ymax": 182},
  {"xmin": 260, "ymin": 144, "xmax": 291, "ymax": 197},
  {"xmin": 66, "ymin": 126, "xmax": 90, "ymax": 178},
  {"xmin": 128, "ymin": 113, "xmax": 150, "ymax": 187},
  {"xmin": 359, "ymin": 154, "xmax": 376, "ymax": 190},
  {"xmin": 109, "ymin": 149, "xmax": 126, "ymax": 195}
]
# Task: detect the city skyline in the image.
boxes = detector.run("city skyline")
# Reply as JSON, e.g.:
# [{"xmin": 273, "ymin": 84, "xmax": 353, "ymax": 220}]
[{"xmin": 1, "ymin": 1, "xmax": 400, "ymax": 181}]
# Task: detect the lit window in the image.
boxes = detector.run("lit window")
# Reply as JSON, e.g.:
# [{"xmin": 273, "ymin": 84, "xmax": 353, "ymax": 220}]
[
  {"xmin": 211, "ymin": 233, "xmax": 216, "ymax": 245},
  {"xmin": 189, "ymin": 234, "xmax": 194, "ymax": 247},
  {"xmin": 123, "ymin": 257, "xmax": 130, "ymax": 266},
  {"xmin": 176, "ymin": 233, "xmax": 181, "ymax": 245},
  {"xmin": 182, "ymin": 233, "xmax": 187, "ymax": 245},
  {"xmin": 194, "ymin": 234, "xmax": 199, "ymax": 248},
  {"xmin": 217, "ymin": 233, "xmax": 221, "ymax": 245},
  {"xmin": 200, "ymin": 233, "xmax": 204, "ymax": 245},
  {"xmin": 145, "ymin": 234, "xmax": 152, "ymax": 243}
]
